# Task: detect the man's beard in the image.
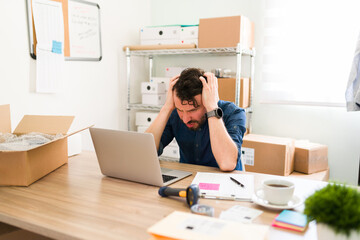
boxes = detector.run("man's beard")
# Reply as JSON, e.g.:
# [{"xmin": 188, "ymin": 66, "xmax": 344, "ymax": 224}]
[{"xmin": 186, "ymin": 115, "xmax": 206, "ymax": 131}]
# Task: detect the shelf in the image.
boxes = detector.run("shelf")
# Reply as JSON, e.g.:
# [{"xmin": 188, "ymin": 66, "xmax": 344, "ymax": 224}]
[
  {"xmin": 128, "ymin": 103, "xmax": 162, "ymax": 111},
  {"xmin": 128, "ymin": 103, "xmax": 252, "ymax": 112},
  {"xmin": 125, "ymin": 43, "xmax": 255, "ymax": 132},
  {"xmin": 126, "ymin": 47, "xmax": 255, "ymax": 57}
]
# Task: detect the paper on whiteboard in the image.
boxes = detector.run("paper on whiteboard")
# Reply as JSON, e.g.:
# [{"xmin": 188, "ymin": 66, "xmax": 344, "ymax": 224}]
[
  {"xmin": 32, "ymin": 0, "xmax": 64, "ymax": 93},
  {"xmin": 68, "ymin": 0, "xmax": 101, "ymax": 59}
]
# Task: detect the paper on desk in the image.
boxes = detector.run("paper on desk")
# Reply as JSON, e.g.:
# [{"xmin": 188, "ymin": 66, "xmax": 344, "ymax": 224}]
[
  {"xmin": 32, "ymin": 0, "xmax": 64, "ymax": 93},
  {"xmin": 148, "ymin": 211, "xmax": 269, "ymax": 240},
  {"xmin": 191, "ymin": 172, "xmax": 254, "ymax": 201},
  {"xmin": 219, "ymin": 205, "xmax": 263, "ymax": 223}
]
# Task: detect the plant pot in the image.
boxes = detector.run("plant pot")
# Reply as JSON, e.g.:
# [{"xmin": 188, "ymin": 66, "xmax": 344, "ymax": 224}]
[{"xmin": 317, "ymin": 223, "xmax": 360, "ymax": 240}]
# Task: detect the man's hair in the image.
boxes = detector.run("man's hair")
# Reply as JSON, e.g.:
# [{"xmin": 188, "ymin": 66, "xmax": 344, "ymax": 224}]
[{"xmin": 173, "ymin": 68, "xmax": 205, "ymax": 107}]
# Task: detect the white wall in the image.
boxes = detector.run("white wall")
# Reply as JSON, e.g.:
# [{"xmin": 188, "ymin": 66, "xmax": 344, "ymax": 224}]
[
  {"xmin": 0, "ymin": 0, "xmax": 151, "ymax": 150},
  {"xmin": 150, "ymin": 0, "xmax": 360, "ymax": 185}
]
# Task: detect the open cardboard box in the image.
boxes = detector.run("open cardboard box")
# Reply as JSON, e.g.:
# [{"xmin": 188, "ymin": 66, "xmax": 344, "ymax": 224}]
[{"xmin": 0, "ymin": 104, "xmax": 90, "ymax": 186}]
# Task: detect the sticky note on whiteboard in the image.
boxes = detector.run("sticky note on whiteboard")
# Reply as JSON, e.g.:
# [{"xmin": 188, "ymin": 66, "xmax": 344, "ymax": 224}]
[{"xmin": 51, "ymin": 40, "xmax": 62, "ymax": 54}]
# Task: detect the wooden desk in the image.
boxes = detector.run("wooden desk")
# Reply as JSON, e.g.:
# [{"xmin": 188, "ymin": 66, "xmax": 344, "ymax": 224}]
[{"xmin": 0, "ymin": 151, "xmax": 327, "ymax": 240}]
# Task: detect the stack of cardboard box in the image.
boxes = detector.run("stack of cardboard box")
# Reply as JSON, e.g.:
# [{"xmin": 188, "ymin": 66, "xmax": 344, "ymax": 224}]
[
  {"xmin": 136, "ymin": 112, "xmax": 158, "ymax": 132},
  {"xmin": 136, "ymin": 112, "xmax": 179, "ymax": 160},
  {"xmin": 242, "ymin": 134, "xmax": 329, "ymax": 178},
  {"xmin": 141, "ymin": 82, "xmax": 166, "ymax": 105}
]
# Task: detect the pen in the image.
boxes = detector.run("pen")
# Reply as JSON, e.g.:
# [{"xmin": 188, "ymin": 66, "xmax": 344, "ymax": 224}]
[{"xmin": 230, "ymin": 176, "xmax": 244, "ymax": 188}]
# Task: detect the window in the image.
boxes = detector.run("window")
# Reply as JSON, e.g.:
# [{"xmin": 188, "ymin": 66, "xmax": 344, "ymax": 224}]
[{"xmin": 261, "ymin": 0, "xmax": 360, "ymax": 106}]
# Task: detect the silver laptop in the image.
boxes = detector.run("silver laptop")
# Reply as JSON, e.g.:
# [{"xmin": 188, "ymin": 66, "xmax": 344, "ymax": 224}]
[{"xmin": 89, "ymin": 127, "xmax": 192, "ymax": 186}]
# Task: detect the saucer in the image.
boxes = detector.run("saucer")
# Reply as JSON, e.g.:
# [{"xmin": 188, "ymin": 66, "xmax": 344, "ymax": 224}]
[{"xmin": 252, "ymin": 189, "xmax": 304, "ymax": 210}]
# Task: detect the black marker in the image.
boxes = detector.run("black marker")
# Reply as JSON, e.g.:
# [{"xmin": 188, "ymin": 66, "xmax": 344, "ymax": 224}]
[{"xmin": 230, "ymin": 176, "xmax": 244, "ymax": 188}]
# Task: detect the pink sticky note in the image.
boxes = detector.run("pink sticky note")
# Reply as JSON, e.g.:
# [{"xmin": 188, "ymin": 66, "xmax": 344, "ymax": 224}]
[{"xmin": 199, "ymin": 183, "xmax": 220, "ymax": 191}]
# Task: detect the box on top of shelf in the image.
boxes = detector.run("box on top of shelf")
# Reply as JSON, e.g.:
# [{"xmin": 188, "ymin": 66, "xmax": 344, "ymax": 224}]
[
  {"xmin": 140, "ymin": 26, "xmax": 181, "ymax": 45},
  {"xmin": 140, "ymin": 25, "xmax": 199, "ymax": 46},
  {"xmin": 242, "ymin": 134, "xmax": 295, "ymax": 176},
  {"xmin": 0, "ymin": 104, "xmax": 90, "ymax": 186},
  {"xmin": 180, "ymin": 26, "xmax": 198, "ymax": 39},
  {"xmin": 198, "ymin": 15, "xmax": 254, "ymax": 48}
]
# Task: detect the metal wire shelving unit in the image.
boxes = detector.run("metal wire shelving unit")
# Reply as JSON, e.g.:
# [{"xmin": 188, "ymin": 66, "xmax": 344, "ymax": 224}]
[{"xmin": 125, "ymin": 43, "xmax": 256, "ymax": 132}]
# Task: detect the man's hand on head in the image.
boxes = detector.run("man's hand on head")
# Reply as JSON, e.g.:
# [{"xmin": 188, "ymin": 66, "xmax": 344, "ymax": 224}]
[
  {"xmin": 163, "ymin": 75, "xmax": 179, "ymax": 111},
  {"xmin": 199, "ymin": 72, "xmax": 219, "ymax": 111}
]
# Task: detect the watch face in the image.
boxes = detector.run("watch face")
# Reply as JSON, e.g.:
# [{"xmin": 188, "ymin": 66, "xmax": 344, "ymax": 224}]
[
  {"xmin": 216, "ymin": 108, "xmax": 223, "ymax": 118},
  {"xmin": 207, "ymin": 108, "xmax": 223, "ymax": 119}
]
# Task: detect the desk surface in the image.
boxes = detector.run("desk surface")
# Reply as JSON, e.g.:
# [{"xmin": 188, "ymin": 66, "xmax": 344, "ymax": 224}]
[{"xmin": 0, "ymin": 151, "xmax": 328, "ymax": 240}]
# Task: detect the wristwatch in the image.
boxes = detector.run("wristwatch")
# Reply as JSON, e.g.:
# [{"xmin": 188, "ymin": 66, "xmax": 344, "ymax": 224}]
[{"xmin": 206, "ymin": 108, "xmax": 223, "ymax": 119}]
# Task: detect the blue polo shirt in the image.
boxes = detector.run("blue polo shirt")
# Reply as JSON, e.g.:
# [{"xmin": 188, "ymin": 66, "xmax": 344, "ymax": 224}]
[{"xmin": 158, "ymin": 100, "xmax": 246, "ymax": 171}]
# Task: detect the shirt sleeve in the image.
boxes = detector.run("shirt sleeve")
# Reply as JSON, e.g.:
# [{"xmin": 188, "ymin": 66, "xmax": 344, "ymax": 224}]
[
  {"xmin": 223, "ymin": 107, "xmax": 247, "ymax": 170},
  {"xmin": 157, "ymin": 112, "xmax": 175, "ymax": 156}
]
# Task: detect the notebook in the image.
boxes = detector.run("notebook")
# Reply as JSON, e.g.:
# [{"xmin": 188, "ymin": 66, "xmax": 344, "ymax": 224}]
[
  {"xmin": 272, "ymin": 210, "xmax": 308, "ymax": 232},
  {"xmin": 191, "ymin": 172, "xmax": 254, "ymax": 201},
  {"xmin": 148, "ymin": 211, "xmax": 269, "ymax": 240},
  {"xmin": 89, "ymin": 127, "xmax": 192, "ymax": 186}
]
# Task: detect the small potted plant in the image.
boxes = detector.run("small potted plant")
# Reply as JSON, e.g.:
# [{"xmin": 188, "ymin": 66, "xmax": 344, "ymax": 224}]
[{"xmin": 304, "ymin": 182, "xmax": 360, "ymax": 240}]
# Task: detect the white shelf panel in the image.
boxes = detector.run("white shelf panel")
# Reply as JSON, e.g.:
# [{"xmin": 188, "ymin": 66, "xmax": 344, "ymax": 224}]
[
  {"xmin": 128, "ymin": 103, "xmax": 252, "ymax": 112},
  {"xmin": 128, "ymin": 47, "xmax": 255, "ymax": 57},
  {"xmin": 128, "ymin": 103, "xmax": 162, "ymax": 111}
]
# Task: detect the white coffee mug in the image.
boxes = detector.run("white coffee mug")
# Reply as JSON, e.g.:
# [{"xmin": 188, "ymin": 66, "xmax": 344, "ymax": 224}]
[{"xmin": 262, "ymin": 179, "xmax": 295, "ymax": 205}]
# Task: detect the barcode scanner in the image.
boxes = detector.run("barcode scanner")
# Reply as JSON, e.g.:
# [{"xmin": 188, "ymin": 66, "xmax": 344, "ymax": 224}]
[{"xmin": 158, "ymin": 184, "xmax": 199, "ymax": 207}]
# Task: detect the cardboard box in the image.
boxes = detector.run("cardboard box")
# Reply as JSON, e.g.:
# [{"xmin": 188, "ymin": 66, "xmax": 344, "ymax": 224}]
[
  {"xmin": 198, "ymin": 15, "xmax": 254, "ymax": 48},
  {"xmin": 135, "ymin": 111, "xmax": 159, "ymax": 126},
  {"xmin": 162, "ymin": 145, "xmax": 180, "ymax": 159},
  {"xmin": 140, "ymin": 26, "xmax": 198, "ymax": 46},
  {"xmin": 164, "ymin": 67, "xmax": 186, "ymax": 78},
  {"xmin": 140, "ymin": 26, "xmax": 181, "ymax": 45},
  {"xmin": 141, "ymin": 82, "xmax": 166, "ymax": 94},
  {"xmin": 242, "ymin": 134, "xmax": 295, "ymax": 176},
  {"xmin": 218, "ymin": 78, "xmax": 250, "ymax": 108},
  {"xmin": 180, "ymin": 26, "xmax": 198, "ymax": 39},
  {"xmin": 180, "ymin": 39, "xmax": 198, "ymax": 46},
  {"xmin": 137, "ymin": 126, "xmax": 148, "ymax": 133},
  {"xmin": 0, "ymin": 104, "xmax": 88, "ymax": 186},
  {"xmin": 151, "ymin": 77, "xmax": 171, "ymax": 90},
  {"xmin": 290, "ymin": 168, "xmax": 329, "ymax": 182},
  {"xmin": 140, "ymin": 39, "xmax": 182, "ymax": 45},
  {"xmin": 294, "ymin": 141, "xmax": 328, "ymax": 174},
  {"xmin": 142, "ymin": 93, "xmax": 166, "ymax": 105}
]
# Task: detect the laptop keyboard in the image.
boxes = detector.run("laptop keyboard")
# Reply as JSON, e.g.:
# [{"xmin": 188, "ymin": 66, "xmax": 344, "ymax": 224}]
[{"xmin": 162, "ymin": 174, "xmax": 177, "ymax": 183}]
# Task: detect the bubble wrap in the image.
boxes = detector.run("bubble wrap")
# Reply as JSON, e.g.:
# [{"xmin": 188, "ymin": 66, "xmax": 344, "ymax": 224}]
[{"xmin": 0, "ymin": 132, "xmax": 63, "ymax": 151}]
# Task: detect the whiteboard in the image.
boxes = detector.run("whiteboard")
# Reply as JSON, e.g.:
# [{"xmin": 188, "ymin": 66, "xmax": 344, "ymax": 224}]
[
  {"xmin": 26, "ymin": 0, "xmax": 102, "ymax": 61},
  {"xmin": 67, "ymin": 0, "xmax": 102, "ymax": 61}
]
